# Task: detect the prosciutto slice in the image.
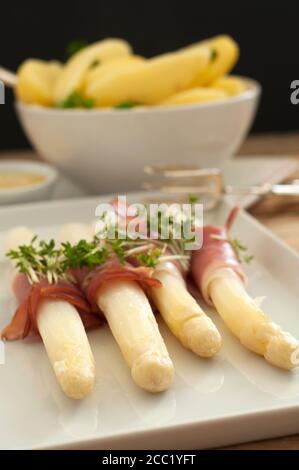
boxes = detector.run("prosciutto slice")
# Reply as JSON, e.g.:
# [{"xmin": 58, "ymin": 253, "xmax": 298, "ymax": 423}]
[
  {"xmin": 1, "ymin": 273, "xmax": 101, "ymax": 341},
  {"xmin": 191, "ymin": 207, "xmax": 246, "ymax": 305},
  {"xmin": 73, "ymin": 256, "xmax": 162, "ymax": 311}
]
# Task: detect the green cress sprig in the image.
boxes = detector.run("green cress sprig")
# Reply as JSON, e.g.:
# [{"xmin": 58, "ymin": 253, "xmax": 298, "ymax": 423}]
[
  {"xmin": 6, "ymin": 199, "xmax": 252, "ymax": 285},
  {"xmin": 7, "ymin": 237, "xmax": 68, "ymax": 284},
  {"xmin": 6, "ymin": 235, "xmax": 167, "ymax": 284}
]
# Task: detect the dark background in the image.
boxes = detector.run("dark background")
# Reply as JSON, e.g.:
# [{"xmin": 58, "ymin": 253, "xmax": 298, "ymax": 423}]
[{"xmin": 0, "ymin": 0, "xmax": 298, "ymax": 150}]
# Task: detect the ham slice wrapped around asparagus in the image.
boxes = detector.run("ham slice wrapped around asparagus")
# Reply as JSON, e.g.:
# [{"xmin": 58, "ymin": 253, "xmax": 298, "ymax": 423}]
[
  {"xmin": 60, "ymin": 224, "xmax": 175, "ymax": 393},
  {"xmin": 2, "ymin": 273, "xmax": 100, "ymax": 340},
  {"xmin": 108, "ymin": 198, "xmax": 222, "ymax": 358},
  {"xmin": 191, "ymin": 208, "xmax": 299, "ymax": 370},
  {"xmin": 2, "ymin": 227, "xmax": 97, "ymax": 399}
]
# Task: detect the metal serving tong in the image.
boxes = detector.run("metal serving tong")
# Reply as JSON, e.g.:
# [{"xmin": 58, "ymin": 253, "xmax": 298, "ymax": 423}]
[{"xmin": 142, "ymin": 165, "xmax": 299, "ymax": 209}]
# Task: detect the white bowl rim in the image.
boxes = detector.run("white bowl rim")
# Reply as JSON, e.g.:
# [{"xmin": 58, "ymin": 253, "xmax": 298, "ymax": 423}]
[
  {"xmin": 16, "ymin": 76, "xmax": 261, "ymax": 117},
  {"xmin": 0, "ymin": 159, "xmax": 58, "ymax": 196}
]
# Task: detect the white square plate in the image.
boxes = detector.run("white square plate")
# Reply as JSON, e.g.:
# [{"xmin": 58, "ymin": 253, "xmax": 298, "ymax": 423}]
[{"xmin": 0, "ymin": 194, "xmax": 299, "ymax": 450}]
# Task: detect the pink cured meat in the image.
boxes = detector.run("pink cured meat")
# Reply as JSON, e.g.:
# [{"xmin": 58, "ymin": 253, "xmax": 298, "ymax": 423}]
[
  {"xmin": 1, "ymin": 273, "xmax": 101, "ymax": 341},
  {"xmin": 74, "ymin": 257, "xmax": 162, "ymax": 311},
  {"xmin": 191, "ymin": 207, "xmax": 246, "ymax": 305},
  {"xmin": 2, "ymin": 258, "xmax": 162, "ymax": 342}
]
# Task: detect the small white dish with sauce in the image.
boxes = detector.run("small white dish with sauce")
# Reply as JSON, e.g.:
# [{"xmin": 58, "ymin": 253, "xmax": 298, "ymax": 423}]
[{"xmin": 0, "ymin": 160, "xmax": 58, "ymax": 205}]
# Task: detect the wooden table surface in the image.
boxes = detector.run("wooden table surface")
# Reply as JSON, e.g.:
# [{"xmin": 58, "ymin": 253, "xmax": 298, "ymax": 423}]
[{"xmin": 1, "ymin": 132, "xmax": 299, "ymax": 450}]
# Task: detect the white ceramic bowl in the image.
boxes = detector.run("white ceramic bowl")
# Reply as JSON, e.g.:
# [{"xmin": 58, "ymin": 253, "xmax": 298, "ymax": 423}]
[
  {"xmin": 16, "ymin": 77, "xmax": 260, "ymax": 194},
  {"xmin": 0, "ymin": 160, "xmax": 58, "ymax": 205}
]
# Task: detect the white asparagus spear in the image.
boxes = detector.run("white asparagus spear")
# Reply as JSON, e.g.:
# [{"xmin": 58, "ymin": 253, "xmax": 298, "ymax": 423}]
[
  {"xmin": 5, "ymin": 227, "xmax": 96, "ymax": 399},
  {"xmin": 87, "ymin": 224, "xmax": 220, "ymax": 358},
  {"xmin": 209, "ymin": 267, "xmax": 299, "ymax": 370},
  {"xmin": 150, "ymin": 261, "xmax": 222, "ymax": 357},
  {"xmin": 96, "ymin": 280, "xmax": 174, "ymax": 392},
  {"xmin": 59, "ymin": 224, "xmax": 174, "ymax": 393}
]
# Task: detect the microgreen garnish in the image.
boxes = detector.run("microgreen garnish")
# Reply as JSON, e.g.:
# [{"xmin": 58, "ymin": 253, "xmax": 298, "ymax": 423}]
[
  {"xmin": 188, "ymin": 194, "xmax": 200, "ymax": 205},
  {"xmin": 107, "ymin": 239, "xmax": 126, "ymax": 265},
  {"xmin": 55, "ymin": 91, "xmax": 94, "ymax": 109},
  {"xmin": 7, "ymin": 198, "xmax": 201, "ymax": 284},
  {"xmin": 210, "ymin": 48, "xmax": 218, "ymax": 62},
  {"xmin": 66, "ymin": 40, "xmax": 88, "ymax": 58},
  {"xmin": 7, "ymin": 237, "xmax": 68, "ymax": 284},
  {"xmin": 89, "ymin": 59, "xmax": 101, "ymax": 69},
  {"xmin": 114, "ymin": 101, "xmax": 139, "ymax": 109},
  {"xmin": 230, "ymin": 238, "xmax": 254, "ymax": 264},
  {"xmin": 6, "ymin": 235, "xmax": 165, "ymax": 284},
  {"xmin": 243, "ymin": 254, "xmax": 254, "ymax": 264},
  {"xmin": 61, "ymin": 238, "xmax": 109, "ymax": 269},
  {"xmin": 137, "ymin": 248, "xmax": 162, "ymax": 268}
]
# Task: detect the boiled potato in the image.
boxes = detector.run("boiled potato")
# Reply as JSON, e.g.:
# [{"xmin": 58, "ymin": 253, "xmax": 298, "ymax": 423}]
[
  {"xmin": 212, "ymin": 76, "xmax": 247, "ymax": 96},
  {"xmin": 16, "ymin": 59, "xmax": 62, "ymax": 106},
  {"xmin": 84, "ymin": 55, "xmax": 145, "ymax": 89},
  {"xmin": 53, "ymin": 38, "xmax": 132, "ymax": 102},
  {"xmin": 159, "ymin": 87, "xmax": 228, "ymax": 106},
  {"xmin": 16, "ymin": 35, "xmax": 243, "ymax": 109},
  {"xmin": 183, "ymin": 35, "xmax": 239, "ymax": 86},
  {"xmin": 86, "ymin": 48, "xmax": 210, "ymax": 107}
]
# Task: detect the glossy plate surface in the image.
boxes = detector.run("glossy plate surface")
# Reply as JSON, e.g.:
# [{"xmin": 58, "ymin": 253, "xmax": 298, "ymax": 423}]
[{"xmin": 0, "ymin": 194, "xmax": 299, "ymax": 449}]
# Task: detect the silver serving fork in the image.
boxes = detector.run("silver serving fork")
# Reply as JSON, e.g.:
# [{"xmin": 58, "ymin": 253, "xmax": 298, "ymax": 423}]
[{"xmin": 142, "ymin": 165, "xmax": 299, "ymax": 209}]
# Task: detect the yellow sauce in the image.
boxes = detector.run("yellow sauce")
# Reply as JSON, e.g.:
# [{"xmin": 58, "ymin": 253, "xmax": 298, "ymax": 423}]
[{"xmin": 0, "ymin": 172, "xmax": 46, "ymax": 189}]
